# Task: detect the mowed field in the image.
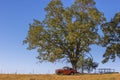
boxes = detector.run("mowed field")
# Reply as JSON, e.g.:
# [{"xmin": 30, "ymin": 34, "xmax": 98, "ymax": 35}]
[{"xmin": 0, "ymin": 74, "xmax": 120, "ymax": 80}]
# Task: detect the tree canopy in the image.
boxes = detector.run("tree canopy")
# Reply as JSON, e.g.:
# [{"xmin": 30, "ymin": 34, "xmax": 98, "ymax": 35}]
[
  {"xmin": 24, "ymin": 0, "xmax": 105, "ymax": 70},
  {"xmin": 101, "ymin": 12, "xmax": 120, "ymax": 63}
]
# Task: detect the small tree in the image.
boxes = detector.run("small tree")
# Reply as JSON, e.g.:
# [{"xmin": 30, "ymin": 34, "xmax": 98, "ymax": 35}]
[
  {"xmin": 77, "ymin": 54, "xmax": 98, "ymax": 73},
  {"xmin": 24, "ymin": 0, "xmax": 105, "ymax": 70},
  {"xmin": 92, "ymin": 62, "xmax": 99, "ymax": 73},
  {"xmin": 101, "ymin": 12, "xmax": 120, "ymax": 63},
  {"xmin": 84, "ymin": 58, "xmax": 94, "ymax": 73}
]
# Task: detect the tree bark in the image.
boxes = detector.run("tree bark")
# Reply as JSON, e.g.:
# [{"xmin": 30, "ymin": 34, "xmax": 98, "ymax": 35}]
[
  {"xmin": 71, "ymin": 60, "xmax": 77, "ymax": 71},
  {"xmin": 72, "ymin": 63, "xmax": 77, "ymax": 70},
  {"xmin": 81, "ymin": 64, "xmax": 84, "ymax": 74}
]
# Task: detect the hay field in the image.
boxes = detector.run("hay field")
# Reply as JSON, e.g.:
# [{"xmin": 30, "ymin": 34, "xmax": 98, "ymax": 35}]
[{"xmin": 0, "ymin": 74, "xmax": 120, "ymax": 80}]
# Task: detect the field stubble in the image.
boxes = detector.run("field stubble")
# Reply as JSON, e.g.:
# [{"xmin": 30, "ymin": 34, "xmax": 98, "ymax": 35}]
[{"xmin": 0, "ymin": 74, "xmax": 119, "ymax": 80}]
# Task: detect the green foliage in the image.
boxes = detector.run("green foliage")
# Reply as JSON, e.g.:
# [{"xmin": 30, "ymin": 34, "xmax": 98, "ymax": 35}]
[
  {"xmin": 101, "ymin": 12, "xmax": 120, "ymax": 63},
  {"xmin": 24, "ymin": 0, "xmax": 105, "ymax": 69},
  {"xmin": 83, "ymin": 58, "xmax": 95, "ymax": 73},
  {"xmin": 77, "ymin": 53, "xmax": 98, "ymax": 73}
]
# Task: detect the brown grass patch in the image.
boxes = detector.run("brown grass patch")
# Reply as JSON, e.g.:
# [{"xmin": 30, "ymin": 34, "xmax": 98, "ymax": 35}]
[{"xmin": 0, "ymin": 74, "xmax": 119, "ymax": 80}]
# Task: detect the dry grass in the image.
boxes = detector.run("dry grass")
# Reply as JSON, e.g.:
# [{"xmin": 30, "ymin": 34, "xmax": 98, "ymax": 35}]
[{"xmin": 0, "ymin": 74, "xmax": 119, "ymax": 80}]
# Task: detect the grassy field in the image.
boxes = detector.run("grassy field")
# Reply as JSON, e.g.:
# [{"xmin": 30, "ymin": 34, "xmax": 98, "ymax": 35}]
[{"xmin": 0, "ymin": 74, "xmax": 120, "ymax": 80}]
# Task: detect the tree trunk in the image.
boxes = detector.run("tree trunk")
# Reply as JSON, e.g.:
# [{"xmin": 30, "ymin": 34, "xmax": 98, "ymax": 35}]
[
  {"xmin": 81, "ymin": 64, "xmax": 84, "ymax": 74},
  {"xmin": 72, "ymin": 63, "xmax": 77, "ymax": 70},
  {"xmin": 71, "ymin": 60, "xmax": 77, "ymax": 71},
  {"xmin": 70, "ymin": 52, "xmax": 77, "ymax": 71},
  {"xmin": 88, "ymin": 68, "xmax": 90, "ymax": 73}
]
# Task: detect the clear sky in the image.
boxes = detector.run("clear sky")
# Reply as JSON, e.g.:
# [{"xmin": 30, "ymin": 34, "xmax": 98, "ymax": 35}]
[{"xmin": 0, "ymin": 0, "xmax": 120, "ymax": 74}]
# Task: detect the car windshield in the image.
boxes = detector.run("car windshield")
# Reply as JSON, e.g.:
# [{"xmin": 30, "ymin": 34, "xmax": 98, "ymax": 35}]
[
  {"xmin": 63, "ymin": 67, "xmax": 69, "ymax": 70},
  {"xmin": 70, "ymin": 68, "xmax": 73, "ymax": 70}
]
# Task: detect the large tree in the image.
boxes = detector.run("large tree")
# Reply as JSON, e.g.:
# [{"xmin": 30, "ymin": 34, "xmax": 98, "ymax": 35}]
[
  {"xmin": 101, "ymin": 12, "xmax": 120, "ymax": 63},
  {"xmin": 24, "ymin": 0, "xmax": 105, "ymax": 70}
]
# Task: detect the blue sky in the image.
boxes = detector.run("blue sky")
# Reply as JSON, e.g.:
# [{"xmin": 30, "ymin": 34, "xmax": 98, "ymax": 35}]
[{"xmin": 0, "ymin": 0, "xmax": 120, "ymax": 74}]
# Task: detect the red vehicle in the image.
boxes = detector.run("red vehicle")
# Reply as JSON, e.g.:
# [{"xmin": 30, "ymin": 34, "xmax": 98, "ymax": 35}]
[{"xmin": 55, "ymin": 66, "xmax": 77, "ymax": 75}]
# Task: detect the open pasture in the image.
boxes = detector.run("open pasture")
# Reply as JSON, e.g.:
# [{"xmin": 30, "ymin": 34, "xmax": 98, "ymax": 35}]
[{"xmin": 0, "ymin": 74, "xmax": 120, "ymax": 80}]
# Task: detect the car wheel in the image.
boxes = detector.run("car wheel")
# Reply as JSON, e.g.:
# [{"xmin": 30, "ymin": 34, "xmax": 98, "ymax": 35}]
[
  {"xmin": 70, "ymin": 72, "xmax": 74, "ymax": 75},
  {"xmin": 57, "ymin": 72, "xmax": 62, "ymax": 75}
]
